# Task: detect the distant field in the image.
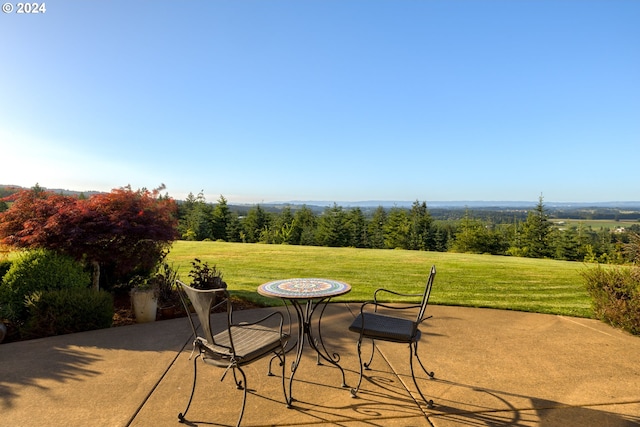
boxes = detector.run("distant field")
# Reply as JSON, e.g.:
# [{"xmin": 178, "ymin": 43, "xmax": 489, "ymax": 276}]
[
  {"xmin": 167, "ymin": 241, "xmax": 595, "ymax": 318},
  {"xmin": 552, "ymin": 218, "xmax": 640, "ymax": 230}
]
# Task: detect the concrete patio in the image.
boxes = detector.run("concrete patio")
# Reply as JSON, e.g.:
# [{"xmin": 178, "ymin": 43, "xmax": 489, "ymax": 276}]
[{"xmin": 1, "ymin": 303, "xmax": 639, "ymax": 426}]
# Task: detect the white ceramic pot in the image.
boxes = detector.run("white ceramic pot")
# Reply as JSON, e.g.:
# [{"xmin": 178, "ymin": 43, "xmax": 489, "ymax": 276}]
[{"xmin": 131, "ymin": 289, "xmax": 158, "ymax": 323}]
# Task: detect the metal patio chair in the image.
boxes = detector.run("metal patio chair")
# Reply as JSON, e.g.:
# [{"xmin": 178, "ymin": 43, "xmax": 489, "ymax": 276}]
[
  {"xmin": 176, "ymin": 280, "xmax": 289, "ymax": 426},
  {"xmin": 348, "ymin": 265, "xmax": 436, "ymax": 407}
]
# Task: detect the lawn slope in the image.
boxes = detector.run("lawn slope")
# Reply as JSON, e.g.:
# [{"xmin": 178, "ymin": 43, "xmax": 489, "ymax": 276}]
[{"xmin": 168, "ymin": 241, "xmax": 592, "ymax": 318}]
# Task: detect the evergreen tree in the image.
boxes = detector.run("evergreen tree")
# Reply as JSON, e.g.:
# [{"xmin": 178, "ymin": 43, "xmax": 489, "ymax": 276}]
[
  {"xmin": 271, "ymin": 206, "xmax": 296, "ymax": 244},
  {"xmin": 451, "ymin": 211, "xmax": 485, "ymax": 253},
  {"xmin": 211, "ymin": 195, "xmax": 231, "ymax": 241},
  {"xmin": 243, "ymin": 205, "xmax": 271, "ymax": 243},
  {"xmin": 225, "ymin": 214, "xmax": 244, "ymax": 242},
  {"xmin": 384, "ymin": 207, "xmax": 410, "ymax": 249},
  {"xmin": 367, "ymin": 206, "xmax": 387, "ymax": 249},
  {"xmin": 316, "ymin": 204, "xmax": 348, "ymax": 247},
  {"xmin": 183, "ymin": 191, "xmax": 212, "ymax": 241},
  {"xmin": 177, "ymin": 192, "xmax": 196, "ymax": 239},
  {"xmin": 432, "ymin": 223, "xmax": 453, "ymax": 252},
  {"xmin": 407, "ymin": 201, "xmax": 433, "ymax": 250},
  {"xmin": 519, "ymin": 195, "xmax": 553, "ymax": 258},
  {"xmin": 346, "ymin": 207, "xmax": 368, "ymax": 248},
  {"xmin": 292, "ymin": 205, "xmax": 317, "ymax": 246},
  {"xmin": 550, "ymin": 226, "xmax": 580, "ymax": 261}
]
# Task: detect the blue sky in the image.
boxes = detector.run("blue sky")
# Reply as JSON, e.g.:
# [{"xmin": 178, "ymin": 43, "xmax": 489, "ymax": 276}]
[{"xmin": 1, "ymin": 1, "xmax": 638, "ymax": 204}]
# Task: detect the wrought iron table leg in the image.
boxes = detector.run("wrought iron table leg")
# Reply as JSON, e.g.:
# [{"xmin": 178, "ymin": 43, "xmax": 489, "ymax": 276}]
[
  {"xmin": 285, "ymin": 297, "xmax": 348, "ymax": 406},
  {"xmin": 286, "ymin": 300, "xmax": 305, "ymax": 407},
  {"xmin": 305, "ymin": 298, "xmax": 348, "ymax": 387}
]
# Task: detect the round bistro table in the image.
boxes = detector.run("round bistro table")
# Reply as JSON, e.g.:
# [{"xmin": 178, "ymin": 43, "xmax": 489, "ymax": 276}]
[{"xmin": 257, "ymin": 278, "xmax": 351, "ymax": 407}]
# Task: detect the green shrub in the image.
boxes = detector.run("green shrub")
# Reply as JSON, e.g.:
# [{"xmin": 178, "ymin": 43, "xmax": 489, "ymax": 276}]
[
  {"xmin": 0, "ymin": 249, "xmax": 90, "ymax": 324},
  {"xmin": 583, "ymin": 266, "xmax": 640, "ymax": 335},
  {"xmin": 22, "ymin": 288, "xmax": 114, "ymax": 338}
]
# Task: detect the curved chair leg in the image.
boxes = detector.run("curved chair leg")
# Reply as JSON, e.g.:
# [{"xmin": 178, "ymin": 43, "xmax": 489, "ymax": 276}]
[
  {"xmin": 268, "ymin": 337, "xmax": 290, "ymax": 377},
  {"xmin": 350, "ymin": 337, "xmax": 365, "ymax": 398},
  {"xmin": 178, "ymin": 353, "xmax": 201, "ymax": 423},
  {"xmin": 232, "ymin": 367, "xmax": 244, "ymax": 390},
  {"xmin": 267, "ymin": 354, "xmax": 279, "ymax": 376},
  {"xmin": 409, "ymin": 342, "xmax": 434, "ymax": 408},
  {"xmin": 413, "ymin": 340, "xmax": 435, "ymax": 379},
  {"xmin": 265, "ymin": 345, "xmax": 289, "ymax": 406},
  {"xmin": 364, "ymin": 338, "xmax": 376, "ymax": 370},
  {"xmin": 269, "ymin": 301, "xmax": 294, "ymax": 377},
  {"xmin": 233, "ymin": 366, "xmax": 249, "ymax": 427}
]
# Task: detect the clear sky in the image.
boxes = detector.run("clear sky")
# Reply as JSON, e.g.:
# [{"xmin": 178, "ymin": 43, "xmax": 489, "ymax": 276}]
[{"xmin": 1, "ymin": 0, "xmax": 638, "ymax": 204}]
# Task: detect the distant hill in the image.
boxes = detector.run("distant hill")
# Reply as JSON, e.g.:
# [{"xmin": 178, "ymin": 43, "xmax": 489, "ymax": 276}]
[
  {"xmin": 270, "ymin": 200, "xmax": 640, "ymax": 209},
  {"xmin": 248, "ymin": 200, "xmax": 640, "ymax": 221},
  {"xmin": 2, "ymin": 184, "xmax": 640, "ymax": 210},
  {"xmin": 0, "ymin": 184, "xmax": 103, "ymax": 199}
]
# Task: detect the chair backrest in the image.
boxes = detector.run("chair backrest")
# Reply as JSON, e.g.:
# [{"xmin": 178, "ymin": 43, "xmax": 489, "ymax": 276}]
[
  {"xmin": 176, "ymin": 280, "xmax": 229, "ymax": 345},
  {"xmin": 416, "ymin": 265, "xmax": 436, "ymax": 324}
]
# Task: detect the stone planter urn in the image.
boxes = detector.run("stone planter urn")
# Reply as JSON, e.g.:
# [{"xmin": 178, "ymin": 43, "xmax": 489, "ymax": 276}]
[{"xmin": 131, "ymin": 289, "xmax": 158, "ymax": 323}]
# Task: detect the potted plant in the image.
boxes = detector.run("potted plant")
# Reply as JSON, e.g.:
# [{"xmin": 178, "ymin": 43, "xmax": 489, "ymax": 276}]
[
  {"xmin": 129, "ymin": 275, "xmax": 158, "ymax": 323},
  {"xmin": 189, "ymin": 258, "xmax": 227, "ymax": 290},
  {"xmin": 188, "ymin": 258, "xmax": 227, "ymax": 307}
]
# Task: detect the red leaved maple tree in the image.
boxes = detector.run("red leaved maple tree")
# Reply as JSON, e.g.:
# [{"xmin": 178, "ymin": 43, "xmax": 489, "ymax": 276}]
[{"xmin": 0, "ymin": 185, "xmax": 179, "ymax": 290}]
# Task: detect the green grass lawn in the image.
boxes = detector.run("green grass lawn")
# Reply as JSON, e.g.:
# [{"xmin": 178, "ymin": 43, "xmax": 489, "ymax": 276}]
[
  {"xmin": 167, "ymin": 241, "xmax": 594, "ymax": 318},
  {"xmin": 551, "ymin": 218, "xmax": 639, "ymax": 230}
]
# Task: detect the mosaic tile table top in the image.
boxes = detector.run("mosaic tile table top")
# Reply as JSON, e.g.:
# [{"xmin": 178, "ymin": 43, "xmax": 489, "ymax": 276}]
[{"xmin": 258, "ymin": 278, "xmax": 351, "ymax": 299}]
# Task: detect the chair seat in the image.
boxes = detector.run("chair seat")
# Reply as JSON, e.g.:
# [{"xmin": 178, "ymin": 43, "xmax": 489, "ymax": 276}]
[
  {"xmin": 200, "ymin": 325, "xmax": 288, "ymax": 366},
  {"xmin": 349, "ymin": 312, "xmax": 421, "ymax": 343}
]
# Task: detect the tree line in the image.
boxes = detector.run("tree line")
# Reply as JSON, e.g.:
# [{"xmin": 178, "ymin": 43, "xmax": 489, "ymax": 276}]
[
  {"xmin": 179, "ymin": 192, "xmax": 640, "ymax": 264},
  {"xmin": 2, "ymin": 186, "xmax": 638, "ymax": 266}
]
